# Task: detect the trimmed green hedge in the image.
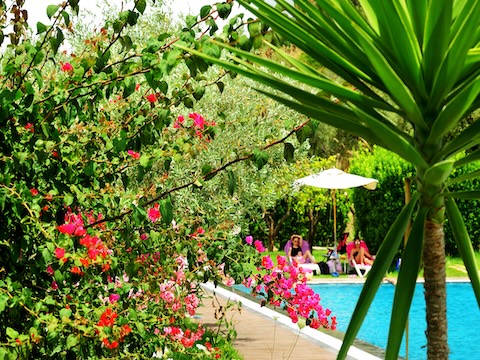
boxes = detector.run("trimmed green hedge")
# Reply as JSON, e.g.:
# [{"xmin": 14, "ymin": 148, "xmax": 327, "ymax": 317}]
[{"xmin": 350, "ymin": 146, "xmax": 480, "ymax": 257}]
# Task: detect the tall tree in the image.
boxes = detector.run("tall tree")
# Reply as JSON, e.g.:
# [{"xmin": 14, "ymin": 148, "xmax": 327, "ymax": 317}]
[{"xmin": 179, "ymin": 1, "xmax": 480, "ymax": 359}]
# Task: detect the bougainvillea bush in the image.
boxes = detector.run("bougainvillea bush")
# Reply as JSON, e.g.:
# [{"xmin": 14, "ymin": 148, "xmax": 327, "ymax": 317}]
[{"xmin": 0, "ymin": 1, "xmax": 333, "ymax": 358}]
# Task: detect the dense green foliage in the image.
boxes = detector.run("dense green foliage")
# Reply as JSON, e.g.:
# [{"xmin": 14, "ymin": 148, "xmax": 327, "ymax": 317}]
[
  {"xmin": 184, "ymin": 1, "xmax": 480, "ymax": 359},
  {"xmin": 351, "ymin": 147, "xmax": 480, "ymax": 257},
  {"xmin": 350, "ymin": 147, "xmax": 416, "ymax": 255}
]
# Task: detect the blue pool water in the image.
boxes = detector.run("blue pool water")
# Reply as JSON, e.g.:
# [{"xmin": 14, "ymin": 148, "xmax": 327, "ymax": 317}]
[{"xmin": 234, "ymin": 282, "xmax": 479, "ymax": 359}]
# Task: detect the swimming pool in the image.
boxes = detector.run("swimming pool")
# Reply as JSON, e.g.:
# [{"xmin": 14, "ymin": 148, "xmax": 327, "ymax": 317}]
[{"xmin": 309, "ymin": 282, "xmax": 479, "ymax": 359}]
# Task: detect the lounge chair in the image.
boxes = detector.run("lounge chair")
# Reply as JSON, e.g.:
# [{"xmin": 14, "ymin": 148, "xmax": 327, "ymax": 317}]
[
  {"xmin": 284, "ymin": 235, "xmax": 320, "ymax": 275},
  {"xmin": 346, "ymin": 240, "xmax": 373, "ymax": 277}
]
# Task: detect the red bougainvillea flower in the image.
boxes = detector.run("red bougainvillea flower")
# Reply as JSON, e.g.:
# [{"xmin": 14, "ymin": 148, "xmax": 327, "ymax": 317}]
[
  {"xmin": 25, "ymin": 123, "xmax": 34, "ymax": 133},
  {"xmin": 135, "ymin": 83, "xmax": 141, "ymax": 91},
  {"xmin": 102, "ymin": 338, "xmax": 119, "ymax": 349},
  {"xmin": 97, "ymin": 308, "xmax": 118, "ymax": 327},
  {"xmin": 61, "ymin": 62, "xmax": 73, "ymax": 72},
  {"xmin": 146, "ymin": 93, "xmax": 156, "ymax": 103},
  {"xmin": 173, "ymin": 115, "xmax": 185, "ymax": 129},
  {"xmin": 51, "ymin": 281, "xmax": 58, "ymax": 290},
  {"xmin": 52, "ymin": 150, "xmax": 59, "ymax": 157},
  {"xmin": 55, "ymin": 247, "xmax": 66, "ymax": 259},
  {"xmin": 127, "ymin": 150, "xmax": 140, "ymax": 159},
  {"xmin": 147, "ymin": 203, "xmax": 161, "ymax": 223},
  {"xmin": 30, "ymin": 188, "xmax": 39, "ymax": 196},
  {"xmin": 57, "ymin": 211, "xmax": 86, "ymax": 236},
  {"xmin": 70, "ymin": 266, "xmax": 84, "ymax": 276}
]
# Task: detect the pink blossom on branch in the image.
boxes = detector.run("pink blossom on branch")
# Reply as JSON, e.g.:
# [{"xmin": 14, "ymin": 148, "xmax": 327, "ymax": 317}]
[
  {"xmin": 61, "ymin": 62, "xmax": 73, "ymax": 72},
  {"xmin": 127, "ymin": 150, "xmax": 140, "ymax": 159},
  {"xmin": 146, "ymin": 93, "xmax": 156, "ymax": 103},
  {"xmin": 55, "ymin": 248, "xmax": 66, "ymax": 259},
  {"xmin": 173, "ymin": 115, "xmax": 185, "ymax": 128},
  {"xmin": 254, "ymin": 240, "xmax": 266, "ymax": 253},
  {"xmin": 147, "ymin": 203, "xmax": 161, "ymax": 223},
  {"xmin": 245, "ymin": 235, "xmax": 253, "ymax": 245}
]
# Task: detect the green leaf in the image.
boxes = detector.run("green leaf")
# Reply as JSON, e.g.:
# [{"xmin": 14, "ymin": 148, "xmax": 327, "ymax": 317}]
[
  {"xmin": 183, "ymin": 96, "xmax": 194, "ymax": 108},
  {"xmin": 37, "ymin": 22, "xmax": 47, "ymax": 34},
  {"xmin": 47, "ymin": 5, "xmax": 59, "ymax": 19},
  {"xmin": 193, "ymin": 86, "xmax": 205, "ymax": 100},
  {"xmin": 132, "ymin": 206, "xmax": 147, "ymax": 226},
  {"xmin": 227, "ymin": 170, "xmax": 236, "ymax": 196},
  {"xmin": 445, "ymin": 197, "xmax": 480, "ymax": 307},
  {"xmin": 113, "ymin": 137, "xmax": 127, "ymax": 152},
  {"xmin": 200, "ymin": 5, "xmax": 212, "ymax": 19},
  {"xmin": 443, "ymin": 191, "xmax": 480, "ymax": 200},
  {"xmin": 423, "ymin": 159, "xmax": 455, "ymax": 187},
  {"xmin": 338, "ymin": 192, "xmax": 420, "ymax": 359},
  {"xmin": 66, "ymin": 334, "xmax": 78, "ymax": 349},
  {"xmin": 135, "ymin": 0, "xmax": 147, "ymax": 14},
  {"xmin": 140, "ymin": 154, "xmax": 151, "ymax": 168},
  {"xmin": 284, "ymin": 142, "xmax": 295, "ymax": 163},
  {"xmin": 217, "ymin": 3, "xmax": 232, "ymax": 19},
  {"xmin": 201, "ymin": 164, "xmax": 213, "ymax": 176},
  {"xmin": 0, "ymin": 294, "xmax": 8, "ymax": 313},
  {"xmin": 386, "ymin": 207, "xmax": 427, "ymax": 359},
  {"xmin": 253, "ymin": 149, "xmax": 269, "ymax": 170},
  {"xmin": 127, "ymin": 10, "xmax": 139, "ymax": 26},
  {"xmin": 160, "ymin": 198, "xmax": 173, "ymax": 225},
  {"xmin": 6, "ymin": 327, "xmax": 19, "ymax": 340}
]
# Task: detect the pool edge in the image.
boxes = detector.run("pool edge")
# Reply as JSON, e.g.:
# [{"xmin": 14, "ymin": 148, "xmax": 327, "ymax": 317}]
[{"xmin": 201, "ymin": 281, "xmax": 383, "ymax": 360}]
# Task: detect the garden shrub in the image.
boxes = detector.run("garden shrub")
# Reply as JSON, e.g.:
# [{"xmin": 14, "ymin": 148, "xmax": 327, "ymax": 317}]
[{"xmin": 350, "ymin": 146, "xmax": 480, "ymax": 257}]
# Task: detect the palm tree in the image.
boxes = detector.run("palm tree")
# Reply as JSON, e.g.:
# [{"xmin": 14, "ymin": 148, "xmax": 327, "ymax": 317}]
[{"xmin": 178, "ymin": 1, "xmax": 480, "ymax": 359}]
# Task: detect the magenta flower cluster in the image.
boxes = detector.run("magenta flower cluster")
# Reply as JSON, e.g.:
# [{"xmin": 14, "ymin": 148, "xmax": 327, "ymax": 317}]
[{"xmin": 243, "ymin": 236, "xmax": 336, "ymax": 330}]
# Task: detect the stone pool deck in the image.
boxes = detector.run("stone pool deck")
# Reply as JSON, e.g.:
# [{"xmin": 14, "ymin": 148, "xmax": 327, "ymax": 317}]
[{"xmin": 197, "ymin": 281, "xmax": 382, "ymax": 360}]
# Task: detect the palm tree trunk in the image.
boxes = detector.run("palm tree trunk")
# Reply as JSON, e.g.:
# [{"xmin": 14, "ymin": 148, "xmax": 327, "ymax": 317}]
[{"xmin": 423, "ymin": 219, "xmax": 449, "ymax": 359}]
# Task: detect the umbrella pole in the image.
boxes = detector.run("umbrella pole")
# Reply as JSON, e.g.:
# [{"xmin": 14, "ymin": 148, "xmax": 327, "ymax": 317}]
[{"xmin": 333, "ymin": 189, "xmax": 337, "ymax": 251}]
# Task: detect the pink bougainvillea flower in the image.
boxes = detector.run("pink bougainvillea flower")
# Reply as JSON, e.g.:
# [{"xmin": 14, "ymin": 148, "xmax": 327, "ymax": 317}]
[
  {"xmin": 61, "ymin": 62, "xmax": 73, "ymax": 72},
  {"xmin": 189, "ymin": 112, "xmax": 206, "ymax": 129},
  {"xmin": 147, "ymin": 203, "xmax": 161, "ymax": 223},
  {"xmin": 51, "ymin": 281, "xmax": 58, "ymax": 290},
  {"xmin": 262, "ymin": 255, "xmax": 274, "ymax": 270},
  {"xmin": 146, "ymin": 93, "xmax": 156, "ymax": 103},
  {"xmin": 127, "ymin": 150, "xmax": 140, "ymax": 159},
  {"xmin": 140, "ymin": 233, "xmax": 148, "ymax": 241},
  {"xmin": 25, "ymin": 123, "xmax": 34, "ymax": 133},
  {"xmin": 30, "ymin": 188, "xmax": 39, "ymax": 196},
  {"xmin": 57, "ymin": 223, "xmax": 76, "ymax": 235},
  {"xmin": 46, "ymin": 266, "xmax": 54, "ymax": 275},
  {"xmin": 109, "ymin": 294, "xmax": 120, "ymax": 303},
  {"xmin": 173, "ymin": 115, "xmax": 185, "ymax": 128},
  {"xmin": 55, "ymin": 247, "xmax": 66, "ymax": 259},
  {"xmin": 254, "ymin": 240, "xmax": 266, "ymax": 253},
  {"xmin": 245, "ymin": 235, "xmax": 253, "ymax": 245}
]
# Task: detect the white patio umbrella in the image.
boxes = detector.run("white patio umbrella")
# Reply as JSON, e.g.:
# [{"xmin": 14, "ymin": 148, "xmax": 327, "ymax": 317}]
[{"xmin": 293, "ymin": 168, "xmax": 378, "ymax": 250}]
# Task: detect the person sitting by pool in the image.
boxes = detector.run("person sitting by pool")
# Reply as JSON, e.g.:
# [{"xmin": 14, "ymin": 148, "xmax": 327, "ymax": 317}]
[
  {"xmin": 350, "ymin": 238, "xmax": 374, "ymax": 266},
  {"xmin": 287, "ymin": 234, "xmax": 316, "ymax": 264}
]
